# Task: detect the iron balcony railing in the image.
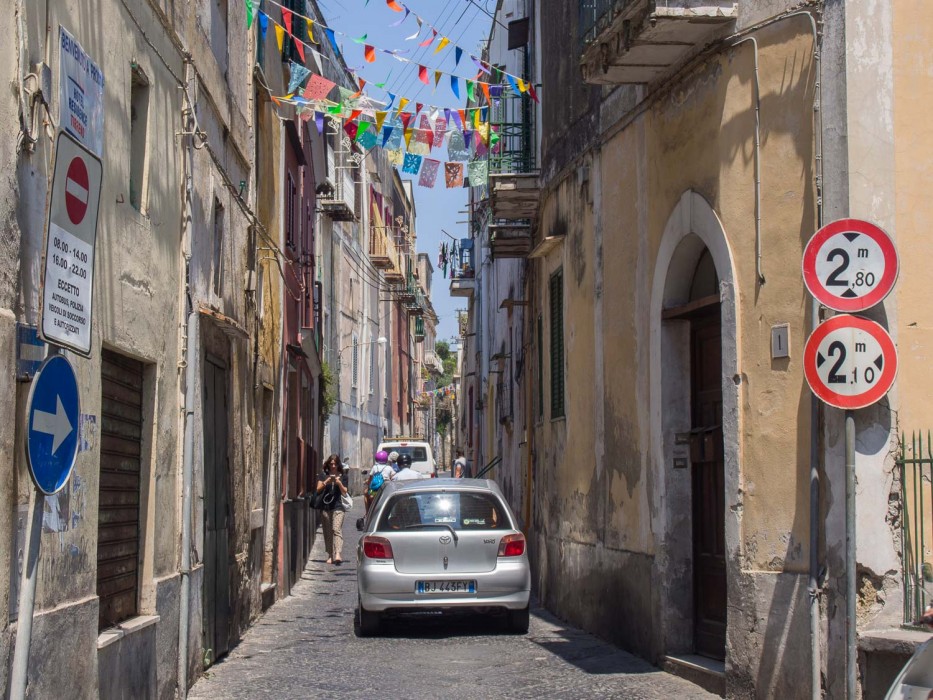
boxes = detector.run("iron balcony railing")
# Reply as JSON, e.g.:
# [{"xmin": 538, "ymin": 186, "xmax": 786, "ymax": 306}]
[
  {"xmin": 489, "ymin": 50, "xmax": 537, "ymax": 177},
  {"xmin": 450, "ymin": 239, "xmax": 475, "ymax": 280},
  {"xmin": 899, "ymin": 432, "xmax": 933, "ymax": 625},
  {"xmin": 579, "ymin": 0, "xmax": 632, "ymax": 48}
]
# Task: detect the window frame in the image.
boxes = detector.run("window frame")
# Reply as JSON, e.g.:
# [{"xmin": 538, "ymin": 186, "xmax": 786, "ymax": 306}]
[{"xmin": 549, "ymin": 268, "xmax": 565, "ymax": 419}]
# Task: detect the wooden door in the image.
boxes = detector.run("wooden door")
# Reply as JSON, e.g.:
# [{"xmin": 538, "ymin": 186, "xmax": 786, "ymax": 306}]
[
  {"xmin": 203, "ymin": 357, "xmax": 231, "ymax": 662},
  {"xmin": 691, "ymin": 316, "xmax": 726, "ymax": 660}
]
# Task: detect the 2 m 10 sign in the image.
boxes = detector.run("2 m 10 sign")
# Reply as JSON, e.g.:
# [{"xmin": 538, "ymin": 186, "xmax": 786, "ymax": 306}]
[
  {"xmin": 802, "ymin": 219, "xmax": 898, "ymax": 313},
  {"xmin": 803, "ymin": 315, "xmax": 898, "ymax": 410}
]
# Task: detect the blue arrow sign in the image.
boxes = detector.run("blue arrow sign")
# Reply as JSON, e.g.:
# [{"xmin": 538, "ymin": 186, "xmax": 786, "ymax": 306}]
[{"xmin": 26, "ymin": 355, "xmax": 81, "ymax": 494}]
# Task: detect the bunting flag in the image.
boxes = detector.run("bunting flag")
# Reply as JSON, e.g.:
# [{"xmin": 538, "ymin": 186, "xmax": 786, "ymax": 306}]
[
  {"xmin": 444, "ymin": 162, "xmax": 464, "ymax": 188},
  {"xmin": 528, "ymin": 84, "xmax": 539, "ymax": 103},
  {"xmin": 402, "ymin": 153, "xmax": 423, "ymax": 175},
  {"xmin": 344, "ymin": 121, "xmax": 359, "ymax": 140},
  {"xmin": 418, "ymin": 158, "xmax": 441, "ymax": 188},
  {"xmin": 466, "ymin": 80, "xmax": 475, "ymax": 102},
  {"xmin": 387, "ymin": 0, "xmax": 404, "ymax": 10},
  {"xmin": 454, "ymin": 47, "xmax": 463, "ymax": 68},
  {"xmin": 306, "ymin": 19, "xmax": 318, "ymax": 44},
  {"xmin": 468, "ymin": 160, "xmax": 488, "ymax": 187},
  {"xmin": 358, "ymin": 126, "xmax": 378, "ymax": 150},
  {"xmin": 315, "ymin": 111, "xmax": 325, "ymax": 135},
  {"xmin": 418, "ymin": 65, "xmax": 429, "ymax": 84},
  {"xmin": 434, "ymin": 37, "xmax": 450, "ymax": 54},
  {"xmin": 258, "ymin": 10, "xmax": 268, "ymax": 40},
  {"xmin": 275, "ymin": 24, "xmax": 285, "ymax": 53},
  {"xmin": 396, "ymin": 97, "xmax": 410, "ymax": 117},
  {"xmin": 481, "ymin": 82, "xmax": 491, "ymax": 105},
  {"xmin": 365, "ymin": 45, "xmax": 376, "ymax": 62},
  {"xmin": 386, "ymin": 92, "xmax": 397, "ymax": 110},
  {"xmin": 303, "ymin": 74, "xmax": 335, "ymax": 100},
  {"xmin": 287, "ymin": 62, "xmax": 311, "ymax": 95},
  {"xmin": 355, "ymin": 120, "xmax": 372, "ymax": 141},
  {"xmin": 245, "ymin": 0, "xmax": 255, "ymax": 29},
  {"xmin": 390, "ymin": 8, "xmax": 410, "ymax": 26},
  {"xmin": 381, "ymin": 126, "xmax": 394, "ymax": 147},
  {"xmin": 434, "ymin": 71, "xmax": 442, "ymax": 90},
  {"xmin": 324, "ymin": 28, "xmax": 340, "ymax": 58},
  {"xmin": 420, "ymin": 29, "xmax": 438, "ymax": 48},
  {"xmin": 450, "ymin": 75, "xmax": 460, "ymax": 99},
  {"xmin": 294, "ymin": 38, "xmax": 305, "ymax": 62},
  {"xmin": 447, "ymin": 130, "xmax": 469, "ymax": 161},
  {"xmin": 386, "ymin": 149, "xmax": 404, "ymax": 166},
  {"xmin": 399, "ymin": 112, "xmax": 413, "ymax": 130},
  {"xmin": 375, "ymin": 111, "xmax": 388, "ymax": 132},
  {"xmin": 282, "ymin": 8, "xmax": 292, "ymax": 35},
  {"xmin": 432, "ymin": 118, "xmax": 447, "ymax": 148}
]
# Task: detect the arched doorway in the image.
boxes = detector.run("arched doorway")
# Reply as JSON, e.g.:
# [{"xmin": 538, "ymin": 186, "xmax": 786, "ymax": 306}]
[{"xmin": 649, "ymin": 191, "xmax": 738, "ymax": 664}]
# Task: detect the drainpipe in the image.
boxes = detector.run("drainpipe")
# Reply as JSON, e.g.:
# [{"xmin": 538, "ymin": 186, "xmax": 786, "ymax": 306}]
[{"xmin": 178, "ymin": 56, "xmax": 197, "ymax": 699}]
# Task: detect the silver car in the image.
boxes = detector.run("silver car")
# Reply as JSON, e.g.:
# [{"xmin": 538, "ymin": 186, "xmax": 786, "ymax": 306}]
[{"xmin": 355, "ymin": 478, "xmax": 531, "ymax": 636}]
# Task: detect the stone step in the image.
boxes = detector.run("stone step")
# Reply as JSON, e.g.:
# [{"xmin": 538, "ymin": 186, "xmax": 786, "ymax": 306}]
[{"xmin": 661, "ymin": 653, "xmax": 726, "ymax": 697}]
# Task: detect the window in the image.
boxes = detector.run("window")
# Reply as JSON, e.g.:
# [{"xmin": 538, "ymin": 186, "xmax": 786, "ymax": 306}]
[
  {"xmin": 549, "ymin": 269, "xmax": 565, "ymax": 418},
  {"xmin": 537, "ymin": 314, "xmax": 544, "ymax": 419},
  {"xmin": 210, "ymin": 0, "xmax": 228, "ymax": 73},
  {"xmin": 377, "ymin": 492, "xmax": 510, "ymax": 532},
  {"xmin": 97, "ymin": 350, "xmax": 145, "ymax": 630},
  {"xmin": 286, "ymin": 174, "xmax": 297, "ymax": 249},
  {"xmin": 351, "ymin": 335, "xmax": 359, "ymax": 388},
  {"xmin": 129, "ymin": 66, "xmax": 150, "ymax": 212},
  {"xmin": 212, "ymin": 198, "xmax": 225, "ymax": 297}
]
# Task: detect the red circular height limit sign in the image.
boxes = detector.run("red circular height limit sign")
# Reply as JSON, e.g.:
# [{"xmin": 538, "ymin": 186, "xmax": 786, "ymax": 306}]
[
  {"xmin": 65, "ymin": 156, "xmax": 90, "ymax": 226},
  {"xmin": 802, "ymin": 219, "xmax": 898, "ymax": 312},
  {"xmin": 803, "ymin": 315, "xmax": 898, "ymax": 410}
]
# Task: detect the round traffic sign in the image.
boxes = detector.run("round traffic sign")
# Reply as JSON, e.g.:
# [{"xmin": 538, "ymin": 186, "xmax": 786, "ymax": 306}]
[
  {"xmin": 65, "ymin": 156, "xmax": 90, "ymax": 226},
  {"xmin": 803, "ymin": 315, "xmax": 897, "ymax": 410},
  {"xmin": 802, "ymin": 219, "xmax": 898, "ymax": 312},
  {"xmin": 25, "ymin": 355, "xmax": 81, "ymax": 494}
]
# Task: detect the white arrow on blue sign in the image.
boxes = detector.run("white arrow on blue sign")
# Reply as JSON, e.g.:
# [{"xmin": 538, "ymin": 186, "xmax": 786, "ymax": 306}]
[{"xmin": 26, "ymin": 355, "xmax": 81, "ymax": 494}]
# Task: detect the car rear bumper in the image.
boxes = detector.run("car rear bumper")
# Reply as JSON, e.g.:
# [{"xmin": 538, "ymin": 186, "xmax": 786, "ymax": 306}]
[{"xmin": 358, "ymin": 560, "xmax": 531, "ymax": 612}]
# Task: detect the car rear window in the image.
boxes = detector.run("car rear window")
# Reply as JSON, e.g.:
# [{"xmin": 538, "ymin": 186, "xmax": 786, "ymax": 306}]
[
  {"xmin": 385, "ymin": 446, "xmax": 428, "ymax": 462},
  {"xmin": 378, "ymin": 492, "xmax": 509, "ymax": 531}
]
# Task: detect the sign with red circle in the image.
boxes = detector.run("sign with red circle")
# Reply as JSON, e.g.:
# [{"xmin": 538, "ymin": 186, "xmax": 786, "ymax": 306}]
[
  {"xmin": 803, "ymin": 315, "xmax": 898, "ymax": 410},
  {"xmin": 802, "ymin": 219, "xmax": 898, "ymax": 312},
  {"xmin": 64, "ymin": 156, "xmax": 90, "ymax": 226}
]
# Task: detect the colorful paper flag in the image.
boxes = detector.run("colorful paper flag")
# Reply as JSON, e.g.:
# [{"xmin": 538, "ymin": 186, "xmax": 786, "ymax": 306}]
[
  {"xmin": 387, "ymin": 0, "xmax": 404, "ymax": 10},
  {"xmin": 275, "ymin": 24, "xmax": 285, "ymax": 53},
  {"xmin": 344, "ymin": 121, "xmax": 359, "ymax": 140},
  {"xmin": 390, "ymin": 8, "xmax": 410, "ymax": 26},
  {"xmin": 418, "ymin": 65, "xmax": 429, "ymax": 84},
  {"xmin": 468, "ymin": 160, "xmax": 488, "ymax": 187},
  {"xmin": 258, "ymin": 11, "xmax": 268, "ymax": 40},
  {"xmin": 419, "ymin": 159, "xmax": 441, "ymax": 188},
  {"xmin": 420, "ymin": 29, "xmax": 438, "ymax": 48},
  {"xmin": 454, "ymin": 47, "xmax": 463, "ymax": 67},
  {"xmin": 287, "ymin": 62, "xmax": 311, "ymax": 95},
  {"xmin": 303, "ymin": 74, "xmax": 335, "ymax": 100},
  {"xmin": 315, "ymin": 112, "xmax": 325, "ymax": 134},
  {"xmin": 245, "ymin": 0, "xmax": 255, "ymax": 29},
  {"xmin": 365, "ymin": 45, "xmax": 376, "ymax": 63},
  {"xmin": 434, "ymin": 37, "xmax": 450, "ymax": 54},
  {"xmin": 325, "ymin": 28, "xmax": 340, "ymax": 58},
  {"xmin": 306, "ymin": 19, "xmax": 319, "ymax": 44},
  {"xmin": 282, "ymin": 9, "xmax": 292, "ymax": 36},
  {"xmin": 447, "ymin": 130, "xmax": 469, "ymax": 161},
  {"xmin": 375, "ymin": 111, "xmax": 388, "ymax": 132},
  {"xmin": 403, "ymin": 153, "xmax": 423, "ymax": 175},
  {"xmin": 466, "ymin": 80, "xmax": 475, "ymax": 102},
  {"xmin": 444, "ymin": 162, "xmax": 464, "ymax": 188},
  {"xmin": 529, "ymin": 84, "xmax": 539, "ymax": 103},
  {"xmin": 450, "ymin": 76, "xmax": 460, "ymax": 99},
  {"xmin": 432, "ymin": 118, "xmax": 447, "ymax": 148},
  {"xmin": 481, "ymin": 82, "xmax": 491, "ymax": 105}
]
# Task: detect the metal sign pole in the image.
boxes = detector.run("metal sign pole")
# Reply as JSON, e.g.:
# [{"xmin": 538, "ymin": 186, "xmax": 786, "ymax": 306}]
[
  {"xmin": 8, "ymin": 486, "xmax": 45, "ymax": 700},
  {"xmin": 845, "ymin": 409, "xmax": 857, "ymax": 699}
]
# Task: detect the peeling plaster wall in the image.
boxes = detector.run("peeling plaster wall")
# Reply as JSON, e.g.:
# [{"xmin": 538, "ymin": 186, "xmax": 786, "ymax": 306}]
[{"xmin": 534, "ymin": 12, "xmax": 827, "ymax": 696}]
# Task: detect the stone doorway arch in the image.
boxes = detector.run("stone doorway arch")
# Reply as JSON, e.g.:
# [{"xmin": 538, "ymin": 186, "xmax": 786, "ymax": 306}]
[{"xmin": 648, "ymin": 191, "xmax": 741, "ymax": 660}]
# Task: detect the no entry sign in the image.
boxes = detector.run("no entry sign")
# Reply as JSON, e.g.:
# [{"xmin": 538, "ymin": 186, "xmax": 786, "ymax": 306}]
[
  {"xmin": 803, "ymin": 315, "xmax": 897, "ymax": 410},
  {"xmin": 802, "ymin": 219, "xmax": 898, "ymax": 312},
  {"xmin": 65, "ymin": 157, "xmax": 90, "ymax": 225},
  {"xmin": 40, "ymin": 131, "xmax": 101, "ymax": 356}
]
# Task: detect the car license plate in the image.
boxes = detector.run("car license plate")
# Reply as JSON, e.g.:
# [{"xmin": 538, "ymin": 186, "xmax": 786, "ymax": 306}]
[{"xmin": 416, "ymin": 580, "xmax": 476, "ymax": 594}]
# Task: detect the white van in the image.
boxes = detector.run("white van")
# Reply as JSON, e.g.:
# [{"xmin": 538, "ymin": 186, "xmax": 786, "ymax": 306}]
[{"xmin": 377, "ymin": 437, "xmax": 437, "ymax": 478}]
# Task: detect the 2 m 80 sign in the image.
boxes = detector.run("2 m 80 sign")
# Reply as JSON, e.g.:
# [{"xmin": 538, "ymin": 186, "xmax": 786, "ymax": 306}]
[
  {"xmin": 803, "ymin": 315, "xmax": 897, "ymax": 410},
  {"xmin": 802, "ymin": 219, "xmax": 898, "ymax": 313}
]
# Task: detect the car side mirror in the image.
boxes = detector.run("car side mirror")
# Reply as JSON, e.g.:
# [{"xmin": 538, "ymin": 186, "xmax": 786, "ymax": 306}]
[{"xmin": 355, "ymin": 517, "xmax": 365, "ymax": 531}]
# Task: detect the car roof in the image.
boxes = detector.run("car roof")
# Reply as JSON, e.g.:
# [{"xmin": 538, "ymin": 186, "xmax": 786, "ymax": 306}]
[{"xmin": 381, "ymin": 478, "xmax": 503, "ymax": 497}]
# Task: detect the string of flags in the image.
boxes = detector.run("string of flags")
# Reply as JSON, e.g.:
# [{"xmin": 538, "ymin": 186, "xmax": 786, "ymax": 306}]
[
  {"xmin": 249, "ymin": 0, "xmax": 538, "ymax": 105},
  {"xmin": 419, "ymin": 383, "xmax": 457, "ymax": 401},
  {"xmin": 247, "ymin": 0, "xmax": 542, "ymax": 190}
]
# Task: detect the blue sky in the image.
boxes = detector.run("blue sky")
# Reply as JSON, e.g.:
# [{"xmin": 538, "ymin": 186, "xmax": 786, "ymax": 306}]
[{"xmin": 315, "ymin": 0, "xmax": 492, "ymax": 344}]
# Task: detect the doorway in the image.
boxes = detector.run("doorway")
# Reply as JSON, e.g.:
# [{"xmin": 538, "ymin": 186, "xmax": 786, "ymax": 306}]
[{"xmin": 203, "ymin": 355, "xmax": 231, "ymax": 663}]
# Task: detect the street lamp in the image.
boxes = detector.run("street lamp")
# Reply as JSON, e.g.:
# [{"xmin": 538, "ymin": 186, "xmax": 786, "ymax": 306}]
[{"xmin": 335, "ymin": 336, "xmax": 387, "ymax": 467}]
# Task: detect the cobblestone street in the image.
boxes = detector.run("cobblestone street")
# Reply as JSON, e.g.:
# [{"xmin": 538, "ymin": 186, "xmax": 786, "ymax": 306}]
[{"xmin": 189, "ymin": 502, "xmax": 714, "ymax": 699}]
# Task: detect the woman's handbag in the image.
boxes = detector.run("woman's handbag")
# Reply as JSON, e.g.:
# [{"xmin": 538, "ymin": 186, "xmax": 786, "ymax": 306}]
[
  {"xmin": 310, "ymin": 490, "xmax": 325, "ymax": 510},
  {"xmin": 340, "ymin": 493, "xmax": 353, "ymax": 511}
]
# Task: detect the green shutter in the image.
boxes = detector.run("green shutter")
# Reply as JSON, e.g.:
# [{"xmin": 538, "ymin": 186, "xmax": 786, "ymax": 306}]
[
  {"xmin": 549, "ymin": 269, "xmax": 564, "ymax": 418},
  {"xmin": 537, "ymin": 315, "xmax": 544, "ymax": 418}
]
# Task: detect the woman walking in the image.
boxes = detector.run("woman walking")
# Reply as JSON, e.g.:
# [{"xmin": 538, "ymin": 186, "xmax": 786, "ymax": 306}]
[{"xmin": 317, "ymin": 454, "xmax": 348, "ymax": 565}]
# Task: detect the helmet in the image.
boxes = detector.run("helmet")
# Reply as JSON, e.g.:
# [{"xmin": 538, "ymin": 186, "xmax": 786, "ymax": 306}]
[
  {"xmin": 388, "ymin": 451, "xmax": 400, "ymax": 463},
  {"xmin": 396, "ymin": 453, "xmax": 412, "ymax": 469},
  {"xmin": 375, "ymin": 450, "xmax": 389, "ymax": 464}
]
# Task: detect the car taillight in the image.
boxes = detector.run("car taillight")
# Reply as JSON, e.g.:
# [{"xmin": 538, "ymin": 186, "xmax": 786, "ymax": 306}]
[
  {"xmin": 497, "ymin": 533, "xmax": 525, "ymax": 557},
  {"xmin": 362, "ymin": 536, "xmax": 394, "ymax": 559}
]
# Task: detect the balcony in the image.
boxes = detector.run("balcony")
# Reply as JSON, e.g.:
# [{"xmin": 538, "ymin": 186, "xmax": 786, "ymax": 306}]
[
  {"xmin": 449, "ymin": 239, "xmax": 476, "ymax": 298},
  {"xmin": 580, "ymin": 0, "xmax": 736, "ymax": 85},
  {"xmin": 486, "ymin": 88, "xmax": 539, "ymax": 259},
  {"xmin": 414, "ymin": 315, "xmax": 425, "ymax": 342},
  {"xmin": 317, "ymin": 177, "xmax": 357, "ymax": 222}
]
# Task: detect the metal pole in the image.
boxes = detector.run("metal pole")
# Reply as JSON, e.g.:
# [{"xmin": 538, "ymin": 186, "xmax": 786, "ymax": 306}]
[
  {"xmin": 845, "ymin": 409, "xmax": 857, "ymax": 699},
  {"xmin": 9, "ymin": 486, "xmax": 46, "ymax": 699}
]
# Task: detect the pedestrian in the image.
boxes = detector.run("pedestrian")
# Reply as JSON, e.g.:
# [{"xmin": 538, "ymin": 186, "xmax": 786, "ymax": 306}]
[
  {"xmin": 365, "ymin": 450, "xmax": 390, "ymax": 511},
  {"xmin": 393, "ymin": 453, "xmax": 425, "ymax": 481},
  {"xmin": 453, "ymin": 449, "xmax": 467, "ymax": 478},
  {"xmin": 316, "ymin": 454, "xmax": 348, "ymax": 565}
]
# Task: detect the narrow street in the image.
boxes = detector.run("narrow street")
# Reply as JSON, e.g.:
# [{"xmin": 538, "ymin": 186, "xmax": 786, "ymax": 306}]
[{"xmin": 189, "ymin": 501, "xmax": 714, "ymax": 700}]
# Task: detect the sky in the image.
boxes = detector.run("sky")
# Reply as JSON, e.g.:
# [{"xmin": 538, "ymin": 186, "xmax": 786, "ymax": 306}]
[{"xmin": 315, "ymin": 0, "xmax": 494, "ymax": 345}]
